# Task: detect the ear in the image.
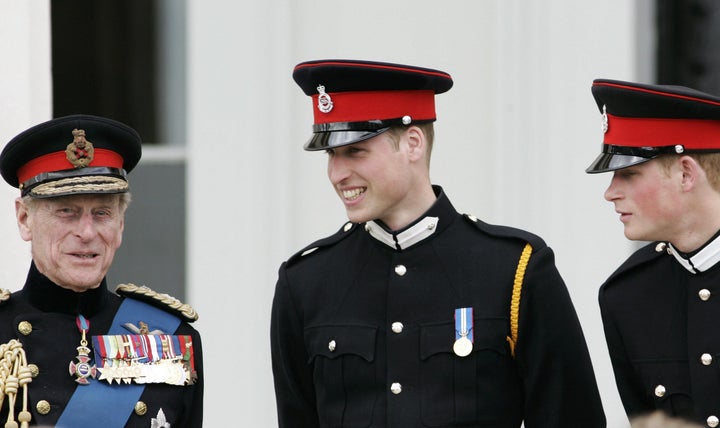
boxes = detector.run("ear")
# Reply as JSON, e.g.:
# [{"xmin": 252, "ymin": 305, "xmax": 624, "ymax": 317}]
[
  {"xmin": 15, "ymin": 198, "xmax": 33, "ymax": 242},
  {"xmin": 679, "ymin": 155, "xmax": 703, "ymax": 192},
  {"xmin": 404, "ymin": 126, "xmax": 426, "ymax": 163}
]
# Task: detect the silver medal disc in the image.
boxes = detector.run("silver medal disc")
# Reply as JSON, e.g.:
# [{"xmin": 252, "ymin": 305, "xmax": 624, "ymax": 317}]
[{"xmin": 453, "ymin": 337, "xmax": 473, "ymax": 357}]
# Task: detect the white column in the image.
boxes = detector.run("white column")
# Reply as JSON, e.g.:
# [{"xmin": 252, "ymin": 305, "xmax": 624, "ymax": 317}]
[
  {"xmin": 187, "ymin": 1, "xmax": 641, "ymax": 426},
  {"xmin": 0, "ymin": 0, "xmax": 51, "ymax": 290}
]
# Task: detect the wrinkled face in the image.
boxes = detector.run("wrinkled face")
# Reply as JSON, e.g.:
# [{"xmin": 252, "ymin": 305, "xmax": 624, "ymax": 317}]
[
  {"xmin": 604, "ymin": 159, "xmax": 684, "ymax": 242},
  {"xmin": 326, "ymin": 132, "xmax": 416, "ymax": 228},
  {"xmin": 16, "ymin": 193, "xmax": 125, "ymax": 292}
]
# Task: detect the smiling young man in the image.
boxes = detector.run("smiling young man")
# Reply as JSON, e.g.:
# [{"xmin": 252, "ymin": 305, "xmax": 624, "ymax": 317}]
[
  {"xmin": 586, "ymin": 79, "xmax": 720, "ymax": 427},
  {"xmin": 0, "ymin": 115, "xmax": 203, "ymax": 427},
  {"xmin": 271, "ymin": 59, "xmax": 606, "ymax": 428}
]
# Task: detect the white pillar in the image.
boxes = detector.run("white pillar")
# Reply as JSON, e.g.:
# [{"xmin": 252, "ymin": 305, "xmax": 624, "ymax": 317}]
[
  {"xmin": 0, "ymin": 0, "xmax": 52, "ymax": 290},
  {"xmin": 187, "ymin": 1, "xmax": 642, "ymax": 426}
]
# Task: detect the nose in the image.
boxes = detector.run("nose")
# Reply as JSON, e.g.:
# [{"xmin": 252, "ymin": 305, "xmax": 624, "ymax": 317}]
[
  {"xmin": 604, "ymin": 174, "xmax": 621, "ymax": 202},
  {"xmin": 75, "ymin": 212, "xmax": 98, "ymax": 241},
  {"xmin": 327, "ymin": 155, "xmax": 350, "ymax": 185}
]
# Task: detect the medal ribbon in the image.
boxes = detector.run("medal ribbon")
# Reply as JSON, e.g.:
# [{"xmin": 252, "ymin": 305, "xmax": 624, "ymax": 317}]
[
  {"xmin": 76, "ymin": 315, "xmax": 90, "ymax": 346},
  {"xmin": 454, "ymin": 307, "xmax": 474, "ymax": 342},
  {"xmin": 58, "ymin": 298, "xmax": 182, "ymax": 428}
]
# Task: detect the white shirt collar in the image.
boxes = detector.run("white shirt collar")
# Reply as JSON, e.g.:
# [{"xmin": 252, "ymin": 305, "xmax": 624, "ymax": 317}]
[
  {"xmin": 669, "ymin": 234, "xmax": 720, "ymax": 273},
  {"xmin": 365, "ymin": 217, "xmax": 439, "ymax": 250}
]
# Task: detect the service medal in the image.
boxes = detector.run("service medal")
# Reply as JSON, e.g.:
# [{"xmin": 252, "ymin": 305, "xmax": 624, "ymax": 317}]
[{"xmin": 453, "ymin": 307, "xmax": 474, "ymax": 357}]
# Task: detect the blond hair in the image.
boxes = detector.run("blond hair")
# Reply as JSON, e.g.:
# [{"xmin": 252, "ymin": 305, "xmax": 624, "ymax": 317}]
[
  {"xmin": 657, "ymin": 153, "xmax": 720, "ymax": 191},
  {"xmin": 385, "ymin": 122, "xmax": 436, "ymax": 166}
]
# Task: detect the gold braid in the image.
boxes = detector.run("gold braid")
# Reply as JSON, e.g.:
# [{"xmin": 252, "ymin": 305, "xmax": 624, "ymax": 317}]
[
  {"xmin": 0, "ymin": 340, "xmax": 32, "ymax": 428},
  {"xmin": 506, "ymin": 243, "xmax": 532, "ymax": 358}
]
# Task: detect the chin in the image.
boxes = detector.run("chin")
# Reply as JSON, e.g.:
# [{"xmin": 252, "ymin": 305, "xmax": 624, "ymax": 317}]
[{"xmin": 345, "ymin": 211, "xmax": 371, "ymax": 224}]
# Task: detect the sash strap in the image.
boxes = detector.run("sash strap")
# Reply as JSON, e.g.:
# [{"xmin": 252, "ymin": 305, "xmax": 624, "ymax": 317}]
[{"xmin": 55, "ymin": 298, "xmax": 181, "ymax": 428}]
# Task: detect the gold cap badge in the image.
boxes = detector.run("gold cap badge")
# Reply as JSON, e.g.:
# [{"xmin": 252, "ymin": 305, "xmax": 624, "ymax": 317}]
[{"xmin": 66, "ymin": 129, "xmax": 95, "ymax": 168}]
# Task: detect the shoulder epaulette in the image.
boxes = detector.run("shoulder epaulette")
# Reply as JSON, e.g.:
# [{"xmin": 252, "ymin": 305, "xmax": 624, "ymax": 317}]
[
  {"xmin": 604, "ymin": 241, "xmax": 667, "ymax": 286},
  {"xmin": 115, "ymin": 283, "xmax": 199, "ymax": 322},
  {"xmin": 463, "ymin": 213, "xmax": 547, "ymax": 249},
  {"xmin": 0, "ymin": 289, "xmax": 11, "ymax": 306},
  {"xmin": 286, "ymin": 222, "xmax": 359, "ymax": 266}
]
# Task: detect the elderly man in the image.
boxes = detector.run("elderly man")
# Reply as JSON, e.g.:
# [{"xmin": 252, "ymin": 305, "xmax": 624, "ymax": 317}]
[{"xmin": 0, "ymin": 115, "xmax": 203, "ymax": 427}]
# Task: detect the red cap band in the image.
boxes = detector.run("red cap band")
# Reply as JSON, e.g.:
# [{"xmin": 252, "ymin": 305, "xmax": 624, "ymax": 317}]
[
  {"xmin": 605, "ymin": 113, "xmax": 720, "ymax": 149},
  {"xmin": 311, "ymin": 90, "xmax": 436, "ymax": 124},
  {"xmin": 17, "ymin": 148, "xmax": 124, "ymax": 184}
]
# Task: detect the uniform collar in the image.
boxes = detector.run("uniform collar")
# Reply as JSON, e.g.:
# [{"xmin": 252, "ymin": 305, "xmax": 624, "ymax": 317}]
[
  {"xmin": 668, "ymin": 230, "xmax": 720, "ymax": 274},
  {"xmin": 364, "ymin": 185, "xmax": 454, "ymax": 250},
  {"xmin": 20, "ymin": 261, "xmax": 109, "ymax": 316}
]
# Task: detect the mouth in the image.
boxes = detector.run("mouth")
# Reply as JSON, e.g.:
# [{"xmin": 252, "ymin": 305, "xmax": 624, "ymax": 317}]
[
  {"xmin": 617, "ymin": 211, "xmax": 631, "ymax": 222},
  {"xmin": 70, "ymin": 252, "xmax": 99, "ymax": 260},
  {"xmin": 341, "ymin": 187, "xmax": 366, "ymax": 201}
]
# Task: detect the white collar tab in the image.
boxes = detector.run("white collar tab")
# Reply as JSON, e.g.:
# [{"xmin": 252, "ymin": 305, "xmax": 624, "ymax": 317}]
[
  {"xmin": 365, "ymin": 216, "xmax": 439, "ymax": 250},
  {"xmin": 668, "ymin": 234, "xmax": 720, "ymax": 274}
]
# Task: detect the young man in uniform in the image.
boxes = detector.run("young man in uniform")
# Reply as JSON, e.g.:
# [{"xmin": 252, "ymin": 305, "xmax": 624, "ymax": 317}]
[
  {"xmin": 0, "ymin": 115, "xmax": 203, "ymax": 427},
  {"xmin": 271, "ymin": 59, "xmax": 606, "ymax": 428},
  {"xmin": 586, "ymin": 79, "xmax": 720, "ymax": 427}
]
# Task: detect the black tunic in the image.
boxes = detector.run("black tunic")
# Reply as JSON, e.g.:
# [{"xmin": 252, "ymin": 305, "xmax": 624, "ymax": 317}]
[
  {"xmin": 271, "ymin": 187, "xmax": 605, "ymax": 428},
  {"xmin": 0, "ymin": 262, "xmax": 203, "ymax": 427},
  {"xmin": 600, "ymin": 239, "xmax": 720, "ymax": 426}
]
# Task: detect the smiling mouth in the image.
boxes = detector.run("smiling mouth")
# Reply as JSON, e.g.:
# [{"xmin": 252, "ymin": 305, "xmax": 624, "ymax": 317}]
[
  {"xmin": 71, "ymin": 253, "xmax": 98, "ymax": 259},
  {"xmin": 342, "ymin": 188, "xmax": 366, "ymax": 200}
]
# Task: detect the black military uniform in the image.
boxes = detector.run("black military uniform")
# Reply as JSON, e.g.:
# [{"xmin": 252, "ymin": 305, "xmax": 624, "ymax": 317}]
[
  {"xmin": 586, "ymin": 80, "xmax": 720, "ymax": 427},
  {"xmin": 271, "ymin": 60, "xmax": 606, "ymax": 428},
  {"xmin": 0, "ymin": 115, "xmax": 203, "ymax": 427}
]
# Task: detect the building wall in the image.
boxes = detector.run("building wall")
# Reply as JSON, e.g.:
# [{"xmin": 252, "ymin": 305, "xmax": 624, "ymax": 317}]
[
  {"xmin": 187, "ymin": 1, "xmax": 642, "ymax": 427},
  {"xmin": 0, "ymin": 0, "xmax": 50, "ymax": 290},
  {"xmin": 0, "ymin": 1, "xmax": 649, "ymax": 426}
]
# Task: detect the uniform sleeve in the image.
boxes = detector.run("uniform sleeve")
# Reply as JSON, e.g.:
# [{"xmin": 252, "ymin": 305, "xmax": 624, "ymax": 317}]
[
  {"xmin": 515, "ymin": 245, "xmax": 607, "ymax": 427},
  {"xmin": 270, "ymin": 263, "xmax": 320, "ymax": 428},
  {"xmin": 599, "ymin": 285, "xmax": 654, "ymax": 418},
  {"xmin": 182, "ymin": 327, "xmax": 204, "ymax": 428}
]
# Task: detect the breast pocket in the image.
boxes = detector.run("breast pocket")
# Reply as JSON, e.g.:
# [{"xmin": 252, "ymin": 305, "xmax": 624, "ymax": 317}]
[
  {"xmin": 419, "ymin": 317, "xmax": 515, "ymax": 427},
  {"xmin": 305, "ymin": 324, "xmax": 378, "ymax": 428},
  {"xmin": 634, "ymin": 359, "xmax": 693, "ymax": 418}
]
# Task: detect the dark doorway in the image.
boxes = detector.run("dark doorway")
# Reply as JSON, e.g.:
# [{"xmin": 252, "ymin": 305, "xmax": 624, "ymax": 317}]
[{"xmin": 51, "ymin": 0, "xmax": 158, "ymax": 142}]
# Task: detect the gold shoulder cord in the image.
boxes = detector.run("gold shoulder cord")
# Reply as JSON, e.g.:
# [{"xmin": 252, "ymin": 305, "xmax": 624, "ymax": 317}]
[
  {"xmin": 506, "ymin": 243, "xmax": 532, "ymax": 358},
  {"xmin": 0, "ymin": 339, "xmax": 33, "ymax": 427}
]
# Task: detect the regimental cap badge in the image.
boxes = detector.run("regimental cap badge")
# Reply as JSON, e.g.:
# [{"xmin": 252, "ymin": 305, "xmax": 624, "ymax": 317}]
[
  {"xmin": 317, "ymin": 85, "xmax": 333, "ymax": 113},
  {"xmin": 66, "ymin": 128, "xmax": 95, "ymax": 168},
  {"xmin": 601, "ymin": 105, "xmax": 609, "ymax": 134}
]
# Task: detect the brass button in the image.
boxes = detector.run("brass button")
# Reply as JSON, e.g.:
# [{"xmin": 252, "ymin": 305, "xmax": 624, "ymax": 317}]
[
  {"xmin": 391, "ymin": 322, "xmax": 404, "ymax": 334},
  {"xmin": 390, "ymin": 382, "xmax": 402, "ymax": 394},
  {"xmin": 36, "ymin": 400, "xmax": 51, "ymax": 415},
  {"xmin": 699, "ymin": 289, "xmax": 711, "ymax": 301},
  {"xmin": 708, "ymin": 415, "xmax": 719, "ymax": 428},
  {"xmin": 18, "ymin": 321, "xmax": 32, "ymax": 336},
  {"xmin": 134, "ymin": 401, "xmax": 147, "ymax": 416},
  {"xmin": 654, "ymin": 384, "xmax": 666, "ymax": 398},
  {"xmin": 702, "ymin": 353, "xmax": 713, "ymax": 366},
  {"xmin": 394, "ymin": 265, "xmax": 407, "ymax": 276},
  {"xmin": 27, "ymin": 364, "xmax": 39, "ymax": 378},
  {"xmin": 328, "ymin": 340, "xmax": 336, "ymax": 352}
]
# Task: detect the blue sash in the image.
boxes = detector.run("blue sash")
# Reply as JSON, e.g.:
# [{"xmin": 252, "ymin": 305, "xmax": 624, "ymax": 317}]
[{"xmin": 55, "ymin": 298, "xmax": 181, "ymax": 428}]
